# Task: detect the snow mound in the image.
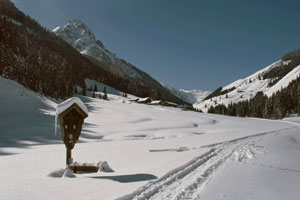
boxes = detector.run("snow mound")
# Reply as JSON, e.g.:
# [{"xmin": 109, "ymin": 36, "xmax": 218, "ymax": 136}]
[
  {"xmin": 49, "ymin": 168, "xmax": 76, "ymax": 178},
  {"xmin": 62, "ymin": 168, "xmax": 76, "ymax": 178},
  {"xmin": 98, "ymin": 161, "xmax": 114, "ymax": 172},
  {"xmin": 48, "ymin": 169, "xmax": 66, "ymax": 178},
  {"xmin": 71, "ymin": 161, "xmax": 114, "ymax": 173}
]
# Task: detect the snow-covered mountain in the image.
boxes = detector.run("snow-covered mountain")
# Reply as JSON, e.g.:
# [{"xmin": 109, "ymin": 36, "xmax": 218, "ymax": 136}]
[
  {"xmin": 53, "ymin": 20, "xmax": 186, "ymax": 104},
  {"xmin": 161, "ymin": 82, "xmax": 210, "ymax": 104},
  {"xmin": 53, "ymin": 20, "xmax": 140, "ymax": 79},
  {"xmin": 178, "ymin": 89, "xmax": 211, "ymax": 104},
  {"xmin": 194, "ymin": 60, "xmax": 300, "ymax": 112}
]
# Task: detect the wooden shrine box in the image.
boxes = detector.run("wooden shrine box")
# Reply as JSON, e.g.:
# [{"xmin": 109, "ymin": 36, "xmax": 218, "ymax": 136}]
[
  {"xmin": 56, "ymin": 97, "xmax": 89, "ymax": 166},
  {"xmin": 57, "ymin": 97, "xmax": 102, "ymax": 172},
  {"xmin": 58, "ymin": 103, "xmax": 88, "ymax": 150}
]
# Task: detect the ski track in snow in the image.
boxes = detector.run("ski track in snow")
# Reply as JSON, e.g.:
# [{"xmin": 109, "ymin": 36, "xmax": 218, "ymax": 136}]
[{"xmin": 119, "ymin": 127, "xmax": 296, "ymax": 200}]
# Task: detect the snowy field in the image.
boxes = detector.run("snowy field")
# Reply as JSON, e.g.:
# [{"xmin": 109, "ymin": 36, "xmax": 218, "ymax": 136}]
[{"xmin": 1, "ymin": 77, "xmax": 300, "ymax": 200}]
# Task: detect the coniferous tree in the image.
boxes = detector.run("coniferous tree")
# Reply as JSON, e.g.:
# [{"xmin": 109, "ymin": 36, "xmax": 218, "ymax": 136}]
[
  {"xmin": 93, "ymin": 83, "xmax": 98, "ymax": 92},
  {"xmin": 103, "ymin": 86, "xmax": 108, "ymax": 100},
  {"xmin": 92, "ymin": 92, "xmax": 95, "ymax": 98},
  {"xmin": 88, "ymin": 84, "xmax": 93, "ymax": 91},
  {"xmin": 297, "ymin": 101, "xmax": 300, "ymax": 116},
  {"xmin": 74, "ymin": 87, "xmax": 78, "ymax": 94},
  {"xmin": 81, "ymin": 89, "xmax": 86, "ymax": 96}
]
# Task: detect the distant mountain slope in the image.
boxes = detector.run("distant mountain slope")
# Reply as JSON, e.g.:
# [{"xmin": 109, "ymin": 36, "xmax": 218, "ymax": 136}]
[
  {"xmin": 53, "ymin": 20, "xmax": 186, "ymax": 105},
  {"xmin": 199, "ymin": 48, "xmax": 300, "ymax": 119},
  {"xmin": 161, "ymin": 82, "xmax": 210, "ymax": 104},
  {"xmin": 178, "ymin": 89, "xmax": 211, "ymax": 104},
  {"xmin": 0, "ymin": 0, "xmax": 185, "ymax": 104},
  {"xmin": 194, "ymin": 59, "xmax": 298, "ymax": 112}
]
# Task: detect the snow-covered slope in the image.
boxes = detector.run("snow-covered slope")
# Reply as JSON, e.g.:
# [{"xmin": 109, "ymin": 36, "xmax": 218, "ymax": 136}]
[
  {"xmin": 161, "ymin": 83, "xmax": 211, "ymax": 104},
  {"xmin": 265, "ymin": 65, "xmax": 300, "ymax": 97},
  {"xmin": 1, "ymin": 77, "xmax": 300, "ymax": 199},
  {"xmin": 84, "ymin": 79, "xmax": 138, "ymax": 101},
  {"xmin": 85, "ymin": 79, "xmax": 122, "ymax": 96},
  {"xmin": 194, "ymin": 60, "xmax": 299, "ymax": 112},
  {"xmin": 0, "ymin": 77, "xmax": 59, "ymax": 150},
  {"xmin": 179, "ymin": 89, "xmax": 211, "ymax": 104}
]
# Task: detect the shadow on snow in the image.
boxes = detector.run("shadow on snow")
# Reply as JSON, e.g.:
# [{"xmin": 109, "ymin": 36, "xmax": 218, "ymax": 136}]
[{"xmin": 91, "ymin": 173, "xmax": 157, "ymax": 183}]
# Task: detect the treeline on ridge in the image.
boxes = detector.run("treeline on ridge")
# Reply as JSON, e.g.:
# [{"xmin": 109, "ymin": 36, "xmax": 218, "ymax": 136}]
[
  {"xmin": 262, "ymin": 49, "xmax": 300, "ymax": 87},
  {"xmin": 208, "ymin": 48, "xmax": 300, "ymax": 119},
  {"xmin": 203, "ymin": 87, "xmax": 236, "ymax": 101}
]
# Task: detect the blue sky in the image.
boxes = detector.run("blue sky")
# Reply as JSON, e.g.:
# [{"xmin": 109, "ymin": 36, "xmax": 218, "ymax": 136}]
[{"xmin": 11, "ymin": 0, "xmax": 300, "ymax": 90}]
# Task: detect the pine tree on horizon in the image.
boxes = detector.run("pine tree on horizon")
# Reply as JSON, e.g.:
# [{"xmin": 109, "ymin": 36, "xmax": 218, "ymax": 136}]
[
  {"xmin": 88, "ymin": 84, "xmax": 93, "ymax": 91},
  {"xmin": 103, "ymin": 86, "xmax": 108, "ymax": 100},
  {"xmin": 81, "ymin": 89, "xmax": 86, "ymax": 96},
  {"xmin": 93, "ymin": 83, "xmax": 98, "ymax": 92}
]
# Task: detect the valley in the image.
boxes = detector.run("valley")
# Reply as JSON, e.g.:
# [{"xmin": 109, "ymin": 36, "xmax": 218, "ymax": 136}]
[
  {"xmin": 1, "ymin": 0, "xmax": 300, "ymax": 199},
  {"xmin": 1, "ymin": 77, "xmax": 300, "ymax": 200}
]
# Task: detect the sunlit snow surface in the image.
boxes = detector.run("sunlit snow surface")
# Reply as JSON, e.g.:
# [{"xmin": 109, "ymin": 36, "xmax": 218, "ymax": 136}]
[{"xmin": 0, "ymin": 77, "xmax": 300, "ymax": 200}]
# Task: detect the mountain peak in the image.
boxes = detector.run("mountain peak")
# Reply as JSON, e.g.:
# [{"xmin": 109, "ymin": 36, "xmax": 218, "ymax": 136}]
[
  {"xmin": 53, "ymin": 20, "xmax": 97, "ymax": 52},
  {"xmin": 67, "ymin": 20, "xmax": 94, "ymax": 34},
  {"xmin": 68, "ymin": 19, "xmax": 85, "ymax": 25}
]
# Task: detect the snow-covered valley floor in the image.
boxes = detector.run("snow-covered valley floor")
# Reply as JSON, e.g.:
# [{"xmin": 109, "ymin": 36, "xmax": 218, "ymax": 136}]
[{"xmin": 1, "ymin": 77, "xmax": 300, "ymax": 200}]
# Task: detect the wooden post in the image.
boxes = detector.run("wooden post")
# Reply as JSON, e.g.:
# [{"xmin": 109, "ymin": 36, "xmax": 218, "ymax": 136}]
[{"xmin": 66, "ymin": 148, "xmax": 72, "ymax": 166}]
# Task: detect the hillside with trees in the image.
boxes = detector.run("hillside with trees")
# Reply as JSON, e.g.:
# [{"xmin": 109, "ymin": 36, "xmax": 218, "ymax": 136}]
[
  {"xmin": 262, "ymin": 50, "xmax": 300, "ymax": 87},
  {"xmin": 0, "ymin": 0, "xmax": 185, "ymax": 104},
  {"xmin": 203, "ymin": 86, "xmax": 235, "ymax": 101},
  {"xmin": 207, "ymin": 49, "xmax": 300, "ymax": 119}
]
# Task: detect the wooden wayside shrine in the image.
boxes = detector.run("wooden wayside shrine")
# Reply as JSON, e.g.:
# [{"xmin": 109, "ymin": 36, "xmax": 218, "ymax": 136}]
[{"xmin": 56, "ymin": 97, "xmax": 99, "ymax": 173}]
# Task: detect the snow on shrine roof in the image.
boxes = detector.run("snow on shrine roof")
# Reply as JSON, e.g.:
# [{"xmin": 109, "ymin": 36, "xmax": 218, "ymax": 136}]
[{"xmin": 56, "ymin": 97, "xmax": 88, "ymax": 116}]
